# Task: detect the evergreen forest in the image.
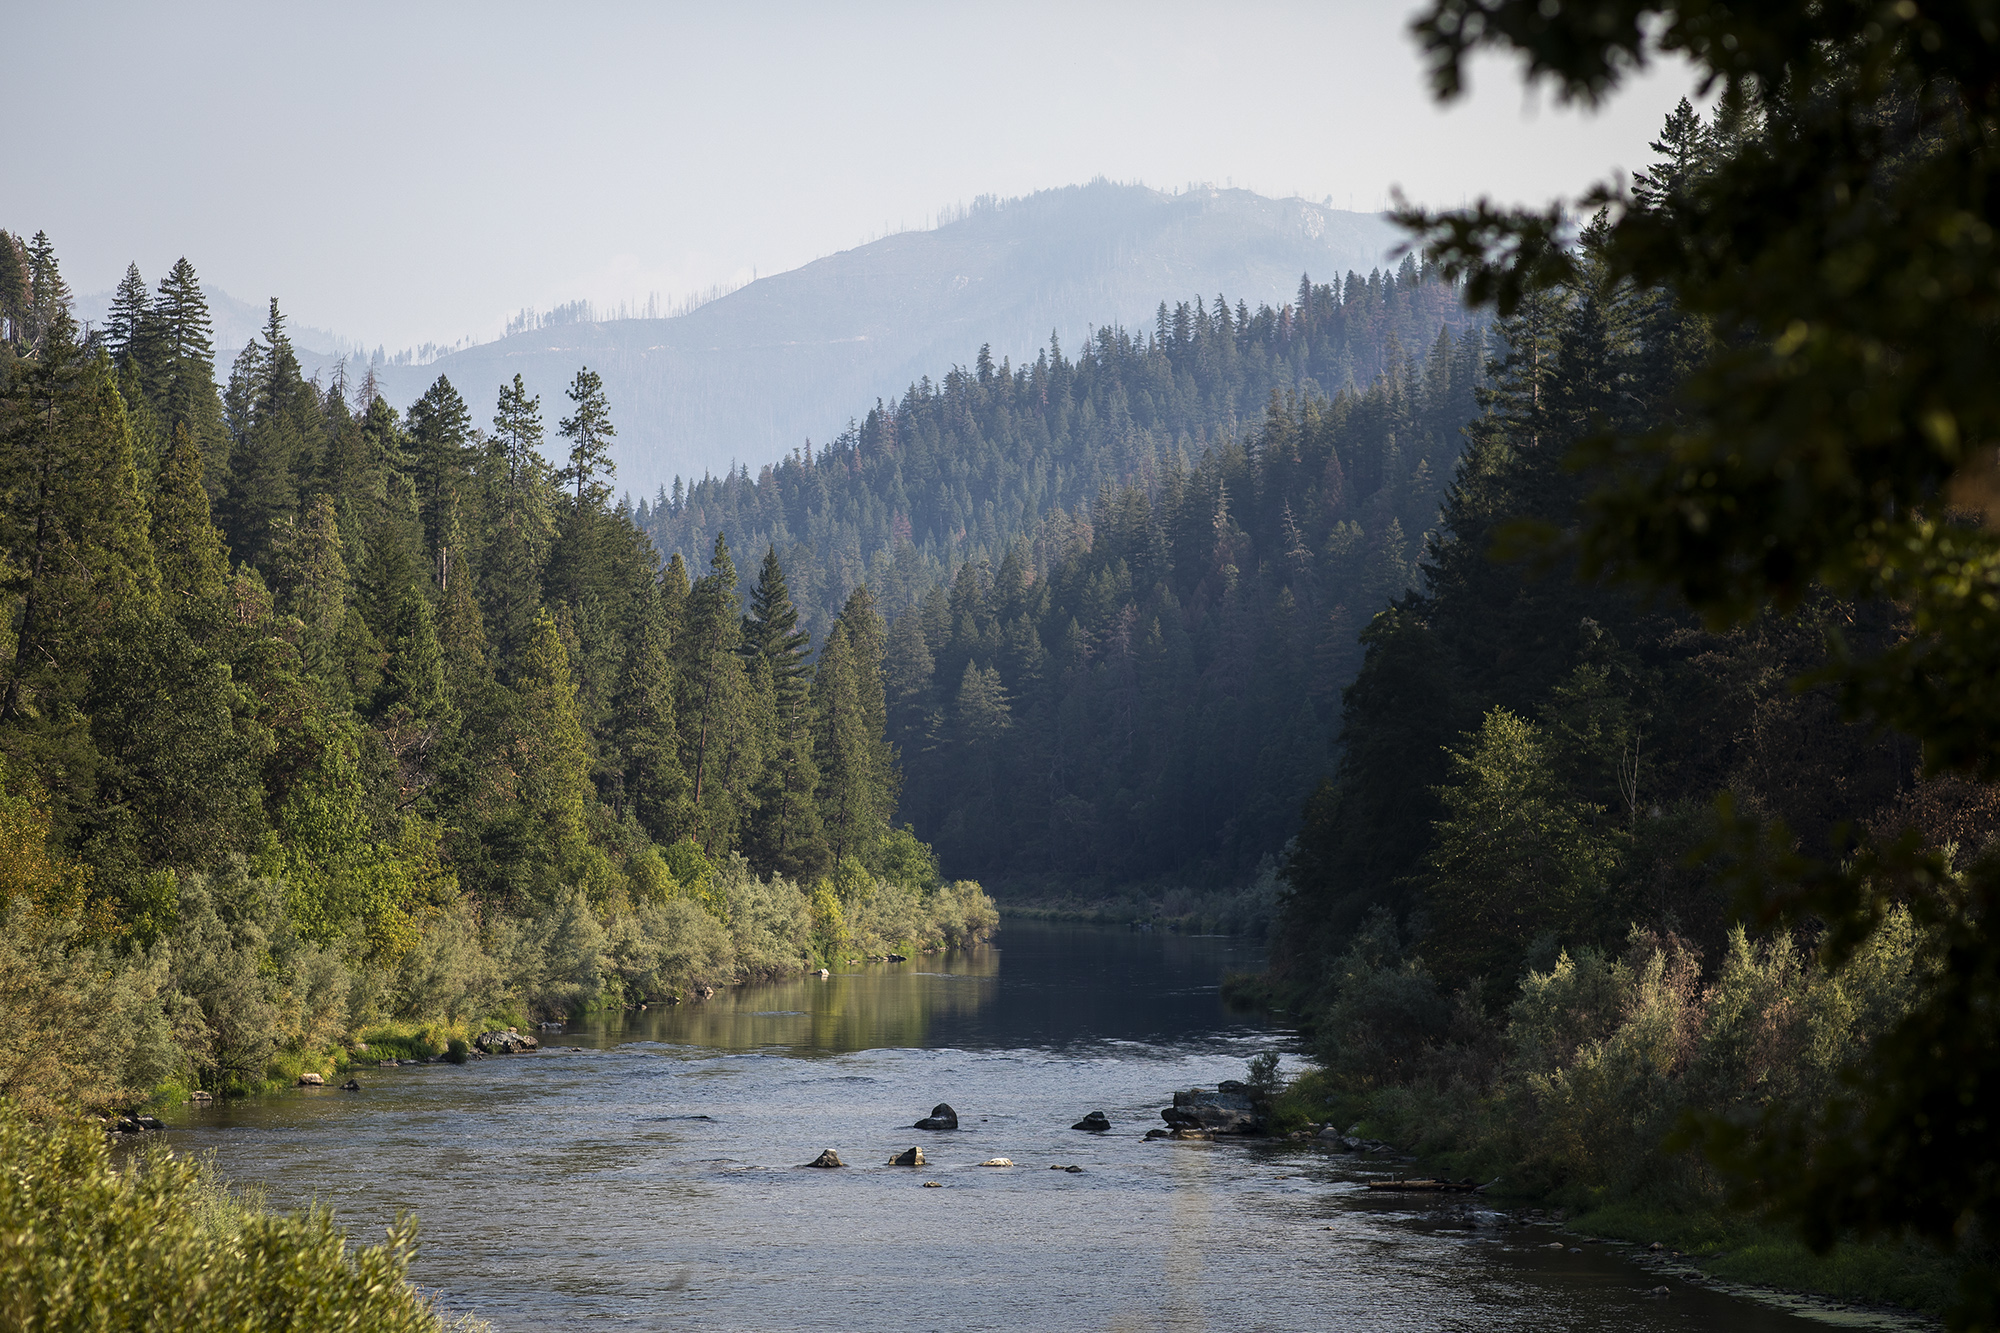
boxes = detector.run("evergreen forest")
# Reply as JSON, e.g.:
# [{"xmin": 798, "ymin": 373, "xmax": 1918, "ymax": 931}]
[
  {"xmin": 0, "ymin": 231, "xmax": 993, "ymax": 1117},
  {"xmin": 644, "ymin": 269, "xmax": 1488, "ymax": 883}
]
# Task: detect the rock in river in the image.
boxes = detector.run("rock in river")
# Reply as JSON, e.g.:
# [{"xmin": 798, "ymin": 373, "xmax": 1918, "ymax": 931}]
[
  {"xmin": 914, "ymin": 1102, "xmax": 958, "ymax": 1131},
  {"xmin": 804, "ymin": 1149, "xmax": 845, "ymax": 1168},
  {"xmin": 1072, "ymin": 1110, "xmax": 1111, "ymax": 1132},
  {"xmin": 340, "ymin": 1079, "xmax": 362, "ymax": 1091},
  {"xmin": 890, "ymin": 1146, "xmax": 926, "ymax": 1166},
  {"xmin": 1159, "ymin": 1085, "xmax": 1262, "ymax": 1135},
  {"xmin": 475, "ymin": 1028, "xmax": 541, "ymax": 1055},
  {"xmin": 298, "ymin": 1073, "xmax": 324, "ymax": 1086}
]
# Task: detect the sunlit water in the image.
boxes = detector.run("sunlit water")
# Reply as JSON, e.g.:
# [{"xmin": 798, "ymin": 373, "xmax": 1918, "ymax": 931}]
[{"xmin": 158, "ymin": 921, "xmax": 1901, "ymax": 1331}]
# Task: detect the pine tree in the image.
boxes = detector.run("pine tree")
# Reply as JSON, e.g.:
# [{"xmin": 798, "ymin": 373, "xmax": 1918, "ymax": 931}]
[
  {"xmin": 557, "ymin": 367, "xmax": 616, "ymax": 510},
  {"xmin": 493, "ymin": 373, "xmax": 543, "ymax": 490},
  {"xmin": 107, "ymin": 264, "xmax": 150, "ymax": 370},
  {"xmin": 514, "ymin": 607, "xmax": 590, "ymax": 857},
  {"xmin": 150, "ymin": 425, "xmax": 231, "ymax": 631},
  {"xmin": 614, "ymin": 588, "xmax": 688, "ymax": 844},
  {"xmin": 742, "ymin": 546, "xmax": 820, "ymax": 874},
  {"xmin": 1, "ymin": 313, "xmax": 161, "ymax": 723},
  {"xmin": 407, "ymin": 375, "xmax": 474, "ymax": 568},
  {"xmin": 269, "ymin": 495, "xmax": 350, "ymax": 673}
]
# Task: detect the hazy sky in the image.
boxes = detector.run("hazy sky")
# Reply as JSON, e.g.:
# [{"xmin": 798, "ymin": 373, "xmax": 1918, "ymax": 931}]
[{"xmin": 14, "ymin": 1, "xmax": 1699, "ymax": 350}]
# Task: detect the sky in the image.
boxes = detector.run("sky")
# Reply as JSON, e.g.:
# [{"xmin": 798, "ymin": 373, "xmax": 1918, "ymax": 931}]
[{"xmin": 12, "ymin": 1, "xmax": 1701, "ymax": 352}]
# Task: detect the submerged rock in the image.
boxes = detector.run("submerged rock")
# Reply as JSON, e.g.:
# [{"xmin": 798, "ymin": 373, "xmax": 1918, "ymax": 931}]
[
  {"xmin": 914, "ymin": 1102, "xmax": 958, "ymax": 1131},
  {"xmin": 890, "ymin": 1146, "xmax": 926, "ymax": 1166},
  {"xmin": 805, "ymin": 1149, "xmax": 845, "ymax": 1168},
  {"xmin": 978, "ymin": 1158, "xmax": 1014, "ymax": 1167},
  {"xmin": 340, "ymin": 1079, "xmax": 362, "ymax": 1091},
  {"xmin": 1072, "ymin": 1110, "xmax": 1111, "ymax": 1132}
]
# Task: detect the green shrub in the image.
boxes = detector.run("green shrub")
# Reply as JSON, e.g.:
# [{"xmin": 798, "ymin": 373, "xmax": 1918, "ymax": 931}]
[{"xmin": 0, "ymin": 1100, "xmax": 477, "ymax": 1331}]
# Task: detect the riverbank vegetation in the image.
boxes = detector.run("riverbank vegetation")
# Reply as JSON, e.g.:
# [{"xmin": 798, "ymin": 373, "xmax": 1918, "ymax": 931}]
[
  {"xmin": 0, "ymin": 237, "xmax": 992, "ymax": 1112},
  {"xmin": 1261, "ymin": 6, "xmax": 2000, "ymax": 1324},
  {"xmin": 0, "ymin": 1099, "xmax": 491, "ymax": 1331}
]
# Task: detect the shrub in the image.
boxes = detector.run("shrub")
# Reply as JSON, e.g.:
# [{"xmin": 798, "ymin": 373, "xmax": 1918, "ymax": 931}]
[{"xmin": 0, "ymin": 1100, "xmax": 470, "ymax": 1331}]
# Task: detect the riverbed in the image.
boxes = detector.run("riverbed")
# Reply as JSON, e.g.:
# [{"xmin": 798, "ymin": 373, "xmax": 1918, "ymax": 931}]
[{"xmin": 157, "ymin": 920, "xmax": 1905, "ymax": 1331}]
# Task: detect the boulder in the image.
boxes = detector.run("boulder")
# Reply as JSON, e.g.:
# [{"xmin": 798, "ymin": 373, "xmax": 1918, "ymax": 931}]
[
  {"xmin": 298, "ymin": 1073, "xmax": 324, "ymax": 1087},
  {"xmin": 922, "ymin": 1180, "xmax": 942, "ymax": 1187},
  {"xmin": 474, "ymin": 1029, "xmax": 540, "ymax": 1055},
  {"xmin": 340, "ymin": 1079, "xmax": 362, "ymax": 1091},
  {"xmin": 978, "ymin": 1158, "xmax": 1014, "ymax": 1167},
  {"xmin": 890, "ymin": 1146, "xmax": 926, "ymax": 1166},
  {"xmin": 1316, "ymin": 1126, "xmax": 1345, "ymax": 1142},
  {"xmin": 136, "ymin": 1115, "xmax": 163, "ymax": 1131},
  {"xmin": 538, "ymin": 1021, "xmax": 564, "ymax": 1031},
  {"xmin": 693, "ymin": 984, "xmax": 716, "ymax": 1000},
  {"xmin": 1160, "ymin": 1086, "xmax": 1262, "ymax": 1135},
  {"xmin": 914, "ymin": 1102, "xmax": 958, "ymax": 1131},
  {"xmin": 816, "ymin": 968, "xmax": 830, "ymax": 979},
  {"xmin": 189, "ymin": 1090, "xmax": 213, "ymax": 1103},
  {"xmin": 1072, "ymin": 1110, "xmax": 1111, "ymax": 1132},
  {"xmin": 1144, "ymin": 1128, "xmax": 1170, "ymax": 1140},
  {"xmin": 887, "ymin": 953, "xmax": 908, "ymax": 962},
  {"xmin": 805, "ymin": 1149, "xmax": 845, "ymax": 1168}
]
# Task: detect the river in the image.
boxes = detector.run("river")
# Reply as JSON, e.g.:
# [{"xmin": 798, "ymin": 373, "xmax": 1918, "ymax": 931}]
[{"xmin": 156, "ymin": 919, "xmax": 1913, "ymax": 1331}]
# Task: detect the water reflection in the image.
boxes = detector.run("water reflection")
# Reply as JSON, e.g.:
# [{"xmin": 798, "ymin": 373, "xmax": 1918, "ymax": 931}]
[
  {"xmin": 155, "ymin": 919, "xmax": 1865, "ymax": 1333},
  {"xmin": 566, "ymin": 919, "xmax": 1271, "ymax": 1055},
  {"xmin": 577, "ymin": 943, "xmax": 1001, "ymax": 1053}
]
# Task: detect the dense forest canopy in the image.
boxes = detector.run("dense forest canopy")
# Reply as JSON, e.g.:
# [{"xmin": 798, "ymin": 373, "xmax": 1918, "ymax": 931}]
[
  {"xmin": 640, "ymin": 266, "xmax": 1489, "ymax": 883},
  {"xmin": 0, "ymin": 230, "xmax": 992, "ymax": 1114}
]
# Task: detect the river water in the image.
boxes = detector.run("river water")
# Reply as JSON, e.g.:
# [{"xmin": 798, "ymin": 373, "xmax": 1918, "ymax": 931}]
[{"xmin": 158, "ymin": 920, "xmax": 1902, "ymax": 1332}]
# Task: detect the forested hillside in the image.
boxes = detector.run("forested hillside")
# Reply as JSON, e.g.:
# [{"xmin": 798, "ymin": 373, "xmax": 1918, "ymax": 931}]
[
  {"xmin": 0, "ymin": 230, "xmax": 991, "ymax": 1112},
  {"xmin": 642, "ymin": 266, "xmax": 1487, "ymax": 885},
  {"xmin": 1262, "ymin": 82, "xmax": 1998, "ymax": 1317}
]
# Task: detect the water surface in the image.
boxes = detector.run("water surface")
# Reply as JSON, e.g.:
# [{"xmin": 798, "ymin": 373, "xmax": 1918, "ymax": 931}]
[{"xmin": 161, "ymin": 920, "xmax": 1899, "ymax": 1331}]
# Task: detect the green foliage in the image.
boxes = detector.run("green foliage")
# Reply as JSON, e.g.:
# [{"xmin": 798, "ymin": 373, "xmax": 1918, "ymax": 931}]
[
  {"xmin": 1422, "ymin": 708, "xmax": 1617, "ymax": 989},
  {"xmin": 0, "ymin": 1100, "xmax": 464, "ymax": 1332},
  {"xmin": 1393, "ymin": 7, "xmax": 2000, "ymax": 1317}
]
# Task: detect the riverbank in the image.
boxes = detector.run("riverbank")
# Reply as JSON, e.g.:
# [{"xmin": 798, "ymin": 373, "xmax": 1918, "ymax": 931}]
[
  {"xmin": 1264, "ymin": 1070, "xmax": 1968, "ymax": 1321},
  {"xmin": 988, "ymin": 863, "xmax": 1279, "ymax": 937}
]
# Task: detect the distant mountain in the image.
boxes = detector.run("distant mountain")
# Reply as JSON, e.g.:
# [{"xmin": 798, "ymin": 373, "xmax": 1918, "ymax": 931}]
[{"xmin": 360, "ymin": 182, "xmax": 1402, "ymax": 496}]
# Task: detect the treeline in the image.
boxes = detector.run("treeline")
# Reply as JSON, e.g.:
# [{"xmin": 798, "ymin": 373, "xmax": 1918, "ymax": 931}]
[
  {"xmin": 639, "ymin": 261, "xmax": 1486, "ymax": 640},
  {"xmin": 636, "ymin": 261, "xmax": 1488, "ymax": 886},
  {"xmin": 1265, "ymin": 101, "xmax": 1975, "ymax": 1301},
  {"xmin": 0, "ymin": 231, "xmax": 992, "ymax": 1112},
  {"xmin": 891, "ymin": 334, "xmax": 1485, "ymax": 883}
]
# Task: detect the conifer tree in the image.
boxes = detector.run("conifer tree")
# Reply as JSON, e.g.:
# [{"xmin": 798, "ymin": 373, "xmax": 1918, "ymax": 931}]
[
  {"xmin": 407, "ymin": 375, "xmax": 474, "ymax": 568},
  {"xmin": 614, "ymin": 588, "xmax": 688, "ymax": 844},
  {"xmin": 514, "ymin": 607, "xmax": 590, "ymax": 857},
  {"xmin": 557, "ymin": 367, "xmax": 616, "ymax": 510},
  {"xmin": 742, "ymin": 547, "xmax": 820, "ymax": 874},
  {"xmin": 269, "ymin": 495, "xmax": 350, "ymax": 673},
  {"xmin": 149, "ymin": 425, "xmax": 231, "ymax": 631},
  {"xmin": 107, "ymin": 264, "xmax": 150, "ymax": 370},
  {"xmin": 1, "ymin": 312, "xmax": 161, "ymax": 723}
]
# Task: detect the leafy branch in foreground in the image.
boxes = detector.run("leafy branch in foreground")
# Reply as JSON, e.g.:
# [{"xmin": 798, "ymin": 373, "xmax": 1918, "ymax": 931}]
[{"xmin": 1396, "ymin": 2, "xmax": 2000, "ymax": 1323}]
